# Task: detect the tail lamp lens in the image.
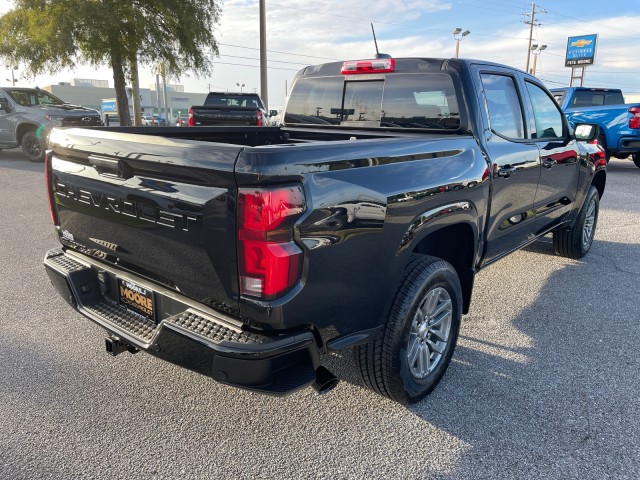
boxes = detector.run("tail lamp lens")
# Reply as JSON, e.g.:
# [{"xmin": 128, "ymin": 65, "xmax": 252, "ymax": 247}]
[
  {"xmin": 188, "ymin": 107, "xmax": 194, "ymax": 127},
  {"xmin": 629, "ymin": 107, "xmax": 640, "ymax": 129},
  {"xmin": 238, "ymin": 185, "xmax": 305, "ymax": 299},
  {"xmin": 256, "ymin": 109, "xmax": 264, "ymax": 126}
]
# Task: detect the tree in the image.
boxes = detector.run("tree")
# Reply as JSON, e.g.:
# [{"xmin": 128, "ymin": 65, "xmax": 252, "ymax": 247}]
[{"xmin": 0, "ymin": 0, "xmax": 220, "ymax": 125}]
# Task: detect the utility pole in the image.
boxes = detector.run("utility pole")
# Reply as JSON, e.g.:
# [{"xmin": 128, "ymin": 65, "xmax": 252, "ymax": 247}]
[
  {"xmin": 523, "ymin": 1, "xmax": 546, "ymax": 72},
  {"xmin": 259, "ymin": 0, "xmax": 268, "ymax": 110}
]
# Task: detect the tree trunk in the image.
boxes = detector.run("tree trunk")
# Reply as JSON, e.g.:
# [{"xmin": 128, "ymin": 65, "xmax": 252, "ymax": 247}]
[
  {"xmin": 130, "ymin": 54, "xmax": 142, "ymax": 126},
  {"xmin": 111, "ymin": 49, "xmax": 131, "ymax": 126}
]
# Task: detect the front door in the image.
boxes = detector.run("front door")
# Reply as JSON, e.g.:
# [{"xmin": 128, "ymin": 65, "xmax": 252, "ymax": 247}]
[{"xmin": 525, "ymin": 81, "xmax": 581, "ymax": 226}]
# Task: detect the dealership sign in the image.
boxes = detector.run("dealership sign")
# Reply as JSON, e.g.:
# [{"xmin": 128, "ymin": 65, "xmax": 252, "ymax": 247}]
[{"xmin": 565, "ymin": 34, "xmax": 598, "ymax": 67}]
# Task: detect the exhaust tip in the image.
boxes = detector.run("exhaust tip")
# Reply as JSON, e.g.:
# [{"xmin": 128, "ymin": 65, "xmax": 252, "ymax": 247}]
[{"xmin": 312, "ymin": 366, "xmax": 339, "ymax": 395}]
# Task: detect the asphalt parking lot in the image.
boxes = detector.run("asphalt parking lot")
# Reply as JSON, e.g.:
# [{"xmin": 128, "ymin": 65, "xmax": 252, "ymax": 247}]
[{"xmin": 1, "ymin": 149, "xmax": 639, "ymax": 479}]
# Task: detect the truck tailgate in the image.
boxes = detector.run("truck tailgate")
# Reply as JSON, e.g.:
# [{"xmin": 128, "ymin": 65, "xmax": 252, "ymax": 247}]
[{"xmin": 47, "ymin": 128, "xmax": 242, "ymax": 315}]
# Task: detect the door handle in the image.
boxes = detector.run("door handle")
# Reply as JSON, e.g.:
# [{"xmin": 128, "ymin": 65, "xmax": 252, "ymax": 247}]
[
  {"xmin": 542, "ymin": 159, "xmax": 555, "ymax": 168},
  {"xmin": 497, "ymin": 166, "xmax": 516, "ymax": 178}
]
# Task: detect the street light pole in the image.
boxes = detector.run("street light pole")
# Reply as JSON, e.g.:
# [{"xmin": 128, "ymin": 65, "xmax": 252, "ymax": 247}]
[
  {"xmin": 259, "ymin": 0, "xmax": 268, "ymax": 110},
  {"xmin": 236, "ymin": 82, "xmax": 245, "ymax": 93},
  {"xmin": 452, "ymin": 28, "xmax": 471, "ymax": 58},
  {"xmin": 5, "ymin": 66, "xmax": 18, "ymax": 86},
  {"xmin": 530, "ymin": 44, "xmax": 547, "ymax": 76}
]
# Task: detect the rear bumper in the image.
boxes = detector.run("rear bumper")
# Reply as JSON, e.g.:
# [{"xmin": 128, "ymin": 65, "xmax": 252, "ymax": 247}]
[
  {"xmin": 44, "ymin": 248, "xmax": 323, "ymax": 395},
  {"xmin": 616, "ymin": 137, "xmax": 640, "ymax": 153}
]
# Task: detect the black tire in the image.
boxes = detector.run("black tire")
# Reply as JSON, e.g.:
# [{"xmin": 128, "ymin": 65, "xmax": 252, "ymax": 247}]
[
  {"xmin": 356, "ymin": 255, "xmax": 462, "ymax": 404},
  {"xmin": 633, "ymin": 153, "xmax": 640, "ymax": 169},
  {"xmin": 597, "ymin": 135, "xmax": 610, "ymax": 163},
  {"xmin": 22, "ymin": 130, "xmax": 45, "ymax": 163},
  {"xmin": 553, "ymin": 185, "xmax": 599, "ymax": 259}
]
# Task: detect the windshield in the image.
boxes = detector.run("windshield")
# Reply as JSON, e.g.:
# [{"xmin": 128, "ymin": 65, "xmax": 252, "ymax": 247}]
[
  {"xmin": 6, "ymin": 89, "xmax": 65, "ymax": 106},
  {"xmin": 284, "ymin": 73, "xmax": 461, "ymax": 130}
]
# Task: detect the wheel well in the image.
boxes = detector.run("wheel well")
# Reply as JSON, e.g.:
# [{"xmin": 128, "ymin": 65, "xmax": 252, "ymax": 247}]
[
  {"xmin": 16, "ymin": 123, "xmax": 39, "ymax": 145},
  {"xmin": 592, "ymin": 170, "xmax": 606, "ymax": 199},
  {"xmin": 412, "ymin": 223, "xmax": 476, "ymax": 314}
]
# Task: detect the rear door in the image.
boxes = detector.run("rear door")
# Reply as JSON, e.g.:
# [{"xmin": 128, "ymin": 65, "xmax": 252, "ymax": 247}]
[
  {"xmin": 0, "ymin": 91, "xmax": 15, "ymax": 146},
  {"xmin": 475, "ymin": 68, "xmax": 541, "ymax": 264}
]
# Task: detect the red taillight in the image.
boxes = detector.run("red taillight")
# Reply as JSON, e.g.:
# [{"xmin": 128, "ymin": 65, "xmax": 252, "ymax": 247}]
[
  {"xmin": 629, "ymin": 106, "xmax": 640, "ymax": 129},
  {"xmin": 188, "ymin": 107, "xmax": 194, "ymax": 127},
  {"xmin": 237, "ymin": 185, "xmax": 305, "ymax": 299},
  {"xmin": 341, "ymin": 58, "xmax": 395, "ymax": 75},
  {"xmin": 256, "ymin": 109, "xmax": 264, "ymax": 126},
  {"xmin": 45, "ymin": 151, "xmax": 59, "ymax": 225}
]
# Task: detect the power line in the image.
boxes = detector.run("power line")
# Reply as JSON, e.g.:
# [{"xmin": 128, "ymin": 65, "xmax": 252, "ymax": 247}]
[
  {"xmin": 211, "ymin": 60, "xmax": 300, "ymax": 72},
  {"xmin": 220, "ymin": 54, "xmax": 309, "ymax": 66},
  {"xmin": 218, "ymin": 43, "xmax": 338, "ymax": 61}
]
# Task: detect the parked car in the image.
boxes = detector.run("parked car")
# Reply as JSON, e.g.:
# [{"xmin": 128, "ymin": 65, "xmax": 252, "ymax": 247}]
[
  {"xmin": 551, "ymin": 87, "xmax": 640, "ymax": 167},
  {"xmin": 0, "ymin": 86, "xmax": 101, "ymax": 162},
  {"xmin": 141, "ymin": 114, "xmax": 166, "ymax": 126},
  {"xmin": 188, "ymin": 92, "xmax": 267, "ymax": 126},
  {"xmin": 43, "ymin": 57, "xmax": 605, "ymax": 404}
]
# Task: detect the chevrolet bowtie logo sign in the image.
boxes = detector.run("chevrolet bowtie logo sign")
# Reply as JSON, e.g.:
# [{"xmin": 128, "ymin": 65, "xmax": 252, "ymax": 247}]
[{"xmin": 570, "ymin": 39, "xmax": 592, "ymax": 48}]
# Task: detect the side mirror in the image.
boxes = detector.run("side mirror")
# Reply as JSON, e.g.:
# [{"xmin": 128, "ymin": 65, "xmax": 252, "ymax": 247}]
[
  {"xmin": 573, "ymin": 123, "xmax": 599, "ymax": 142},
  {"xmin": 0, "ymin": 98, "xmax": 12, "ymax": 113},
  {"xmin": 269, "ymin": 110, "xmax": 278, "ymax": 117}
]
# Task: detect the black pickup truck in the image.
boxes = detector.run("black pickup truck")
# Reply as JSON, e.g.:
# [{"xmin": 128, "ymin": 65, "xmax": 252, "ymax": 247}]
[
  {"xmin": 43, "ymin": 57, "xmax": 605, "ymax": 404},
  {"xmin": 188, "ymin": 91, "xmax": 267, "ymax": 127}
]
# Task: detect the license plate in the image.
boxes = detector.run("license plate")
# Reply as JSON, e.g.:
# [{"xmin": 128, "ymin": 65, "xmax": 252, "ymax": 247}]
[{"xmin": 117, "ymin": 278, "xmax": 155, "ymax": 321}]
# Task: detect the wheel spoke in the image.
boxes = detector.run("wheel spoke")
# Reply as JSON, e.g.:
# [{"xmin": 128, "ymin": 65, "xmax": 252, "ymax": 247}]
[
  {"xmin": 417, "ymin": 344, "xmax": 426, "ymax": 373},
  {"xmin": 426, "ymin": 338, "xmax": 445, "ymax": 355},
  {"xmin": 412, "ymin": 311, "xmax": 422, "ymax": 331},
  {"xmin": 420, "ymin": 344, "xmax": 431, "ymax": 374},
  {"xmin": 430, "ymin": 300, "xmax": 452, "ymax": 326},
  {"xmin": 407, "ymin": 336, "xmax": 420, "ymax": 367},
  {"xmin": 421, "ymin": 289, "xmax": 440, "ymax": 317}
]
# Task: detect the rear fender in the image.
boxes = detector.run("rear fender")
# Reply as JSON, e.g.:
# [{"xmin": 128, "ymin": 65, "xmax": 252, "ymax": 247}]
[{"xmin": 397, "ymin": 202, "xmax": 480, "ymax": 313}]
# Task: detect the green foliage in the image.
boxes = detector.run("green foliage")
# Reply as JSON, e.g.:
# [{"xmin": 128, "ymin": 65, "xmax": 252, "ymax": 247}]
[{"xmin": 0, "ymin": 0, "xmax": 220, "ymax": 124}]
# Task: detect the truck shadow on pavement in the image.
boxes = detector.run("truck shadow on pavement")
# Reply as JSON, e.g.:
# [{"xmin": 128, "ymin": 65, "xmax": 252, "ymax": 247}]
[{"xmin": 324, "ymin": 238, "xmax": 640, "ymax": 478}]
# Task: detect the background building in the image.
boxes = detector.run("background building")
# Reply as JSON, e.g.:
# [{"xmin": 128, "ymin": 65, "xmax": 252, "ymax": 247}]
[{"xmin": 43, "ymin": 78, "xmax": 208, "ymax": 123}]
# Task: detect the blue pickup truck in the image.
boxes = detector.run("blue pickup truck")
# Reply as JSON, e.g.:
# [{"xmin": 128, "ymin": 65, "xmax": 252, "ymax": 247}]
[{"xmin": 551, "ymin": 87, "xmax": 640, "ymax": 168}]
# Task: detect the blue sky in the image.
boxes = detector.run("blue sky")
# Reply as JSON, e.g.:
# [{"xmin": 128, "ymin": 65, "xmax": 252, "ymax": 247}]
[{"xmin": 1, "ymin": 0, "xmax": 638, "ymax": 106}]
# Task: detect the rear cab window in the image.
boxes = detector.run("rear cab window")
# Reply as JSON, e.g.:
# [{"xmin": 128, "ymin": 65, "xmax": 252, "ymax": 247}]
[
  {"xmin": 205, "ymin": 94, "xmax": 264, "ymax": 109},
  {"xmin": 284, "ymin": 71, "xmax": 461, "ymax": 131},
  {"xmin": 571, "ymin": 90, "xmax": 625, "ymax": 107}
]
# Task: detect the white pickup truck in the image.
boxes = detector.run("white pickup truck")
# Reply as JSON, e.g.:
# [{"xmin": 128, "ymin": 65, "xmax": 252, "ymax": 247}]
[{"xmin": 0, "ymin": 86, "xmax": 102, "ymax": 162}]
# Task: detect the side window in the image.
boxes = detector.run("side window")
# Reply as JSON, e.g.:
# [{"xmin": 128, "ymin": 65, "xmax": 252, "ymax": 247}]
[
  {"xmin": 525, "ymin": 82, "xmax": 564, "ymax": 139},
  {"xmin": 480, "ymin": 74, "xmax": 525, "ymax": 140}
]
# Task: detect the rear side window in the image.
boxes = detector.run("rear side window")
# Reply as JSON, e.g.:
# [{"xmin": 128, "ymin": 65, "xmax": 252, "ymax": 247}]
[
  {"xmin": 552, "ymin": 91, "xmax": 565, "ymax": 105},
  {"xmin": 284, "ymin": 73, "xmax": 460, "ymax": 130},
  {"xmin": 480, "ymin": 73, "xmax": 525, "ymax": 139},
  {"xmin": 526, "ymin": 82, "xmax": 564, "ymax": 139}
]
